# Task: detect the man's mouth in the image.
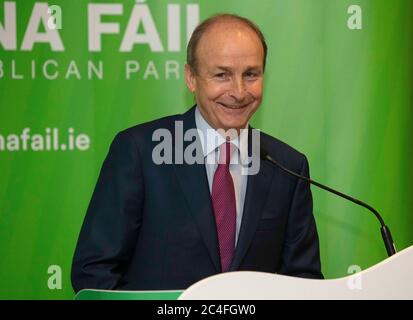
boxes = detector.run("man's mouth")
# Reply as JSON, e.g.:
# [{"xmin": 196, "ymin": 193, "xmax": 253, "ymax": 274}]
[{"xmin": 217, "ymin": 102, "xmax": 250, "ymax": 109}]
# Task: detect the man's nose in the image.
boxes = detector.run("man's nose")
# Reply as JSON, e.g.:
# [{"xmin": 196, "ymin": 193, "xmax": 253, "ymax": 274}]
[{"xmin": 229, "ymin": 77, "xmax": 246, "ymax": 101}]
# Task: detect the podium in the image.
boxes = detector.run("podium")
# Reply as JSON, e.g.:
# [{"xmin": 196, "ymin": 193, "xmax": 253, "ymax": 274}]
[{"xmin": 75, "ymin": 245, "xmax": 413, "ymax": 300}]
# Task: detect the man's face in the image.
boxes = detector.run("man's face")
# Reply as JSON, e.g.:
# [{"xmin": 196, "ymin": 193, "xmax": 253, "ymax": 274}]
[{"xmin": 185, "ymin": 21, "xmax": 264, "ymax": 133}]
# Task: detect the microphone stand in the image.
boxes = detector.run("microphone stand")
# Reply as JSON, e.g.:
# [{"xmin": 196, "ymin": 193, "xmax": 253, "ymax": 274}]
[{"xmin": 261, "ymin": 151, "xmax": 397, "ymax": 257}]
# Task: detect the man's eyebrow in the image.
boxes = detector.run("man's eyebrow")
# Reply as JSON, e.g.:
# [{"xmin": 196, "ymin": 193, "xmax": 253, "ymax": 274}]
[
  {"xmin": 244, "ymin": 66, "xmax": 262, "ymax": 71},
  {"xmin": 212, "ymin": 66, "xmax": 262, "ymax": 72},
  {"xmin": 213, "ymin": 66, "xmax": 233, "ymax": 72}
]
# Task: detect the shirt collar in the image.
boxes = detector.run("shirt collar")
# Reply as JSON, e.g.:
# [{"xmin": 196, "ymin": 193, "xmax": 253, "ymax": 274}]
[{"xmin": 195, "ymin": 106, "xmax": 249, "ymax": 164}]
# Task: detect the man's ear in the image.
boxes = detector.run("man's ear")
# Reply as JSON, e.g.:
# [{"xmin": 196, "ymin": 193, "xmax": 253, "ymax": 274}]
[{"xmin": 184, "ymin": 64, "xmax": 196, "ymax": 93}]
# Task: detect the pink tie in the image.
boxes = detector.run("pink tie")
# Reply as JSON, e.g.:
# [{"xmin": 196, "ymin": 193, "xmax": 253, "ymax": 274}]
[{"xmin": 212, "ymin": 142, "xmax": 236, "ymax": 272}]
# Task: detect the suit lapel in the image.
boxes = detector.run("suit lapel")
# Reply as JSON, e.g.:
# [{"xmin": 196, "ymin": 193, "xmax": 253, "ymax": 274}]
[
  {"xmin": 172, "ymin": 109, "xmax": 274, "ymax": 273},
  {"xmin": 230, "ymin": 136, "xmax": 274, "ymax": 271},
  {"xmin": 173, "ymin": 107, "xmax": 221, "ymax": 272}
]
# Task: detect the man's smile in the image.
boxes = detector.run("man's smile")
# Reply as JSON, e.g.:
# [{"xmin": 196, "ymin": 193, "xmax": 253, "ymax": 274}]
[{"xmin": 216, "ymin": 102, "xmax": 252, "ymax": 109}]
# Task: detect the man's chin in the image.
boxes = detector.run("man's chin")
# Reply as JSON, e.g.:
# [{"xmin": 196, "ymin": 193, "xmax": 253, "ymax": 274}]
[{"xmin": 216, "ymin": 119, "xmax": 249, "ymax": 134}]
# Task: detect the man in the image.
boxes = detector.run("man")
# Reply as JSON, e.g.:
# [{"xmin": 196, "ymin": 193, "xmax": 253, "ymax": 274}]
[{"xmin": 71, "ymin": 14, "xmax": 323, "ymax": 293}]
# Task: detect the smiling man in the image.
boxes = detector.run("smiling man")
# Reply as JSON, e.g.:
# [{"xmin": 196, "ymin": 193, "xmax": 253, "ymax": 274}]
[
  {"xmin": 185, "ymin": 16, "xmax": 264, "ymax": 133},
  {"xmin": 71, "ymin": 14, "xmax": 323, "ymax": 293}
]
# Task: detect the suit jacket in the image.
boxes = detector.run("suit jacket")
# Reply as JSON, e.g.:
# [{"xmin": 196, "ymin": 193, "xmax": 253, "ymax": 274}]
[{"xmin": 71, "ymin": 106, "xmax": 323, "ymax": 293}]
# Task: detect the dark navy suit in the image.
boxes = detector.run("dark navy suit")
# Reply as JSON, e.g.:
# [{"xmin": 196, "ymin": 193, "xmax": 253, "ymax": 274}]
[{"xmin": 71, "ymin": 106, "xmax": 323, "ymax": 293}]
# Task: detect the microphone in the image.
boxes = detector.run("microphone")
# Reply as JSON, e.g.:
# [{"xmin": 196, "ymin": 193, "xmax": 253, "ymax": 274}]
[{"xmin": 260, "ymin": 149, "xmax": 397, "ymax": 257}]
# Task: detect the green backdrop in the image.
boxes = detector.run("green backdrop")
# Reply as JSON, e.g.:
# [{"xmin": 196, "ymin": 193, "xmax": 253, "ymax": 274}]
[{"xmin": 0, "ymin": 0, "xmax": 412, "ymax": 299}]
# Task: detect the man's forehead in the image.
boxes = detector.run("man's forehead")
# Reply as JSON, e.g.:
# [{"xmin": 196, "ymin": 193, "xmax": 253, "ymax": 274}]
[
  {"xmin": 190, "ymin": 18, "xmax": 265, "ymax": 72},
  {"xmin": 198, "ymin": 25, "xmax": 263, "ymax": 55},
  {"xmin": 198, "ymin": 37, "xmax": 264, "ymax": 70}
]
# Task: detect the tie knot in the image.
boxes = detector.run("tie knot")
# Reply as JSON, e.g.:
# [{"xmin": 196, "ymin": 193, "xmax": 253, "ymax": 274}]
[{"xmin": 218, "ymin": 142, "xmax": 236, "ymax": 165}]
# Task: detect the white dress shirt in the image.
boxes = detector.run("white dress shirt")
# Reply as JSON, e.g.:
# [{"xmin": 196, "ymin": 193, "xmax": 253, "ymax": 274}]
[{"xmin": 195, "ymin": 107, "xmax": 249, "ymax": 245}]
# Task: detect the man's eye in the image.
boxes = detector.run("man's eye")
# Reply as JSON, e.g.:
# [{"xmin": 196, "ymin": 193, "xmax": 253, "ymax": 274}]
[
  {"xmin": 245, "ymin": 72, "xmax": 258, "ymax": 79},
  {"xmin": 215, "ymin": 73, "xmax": 227, "ymax": 79}
]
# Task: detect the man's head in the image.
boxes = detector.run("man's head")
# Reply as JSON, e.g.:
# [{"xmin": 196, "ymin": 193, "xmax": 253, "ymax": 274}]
[{"xmin": 185, "ymin": 14, "xmax": 267, "ymax": 133}]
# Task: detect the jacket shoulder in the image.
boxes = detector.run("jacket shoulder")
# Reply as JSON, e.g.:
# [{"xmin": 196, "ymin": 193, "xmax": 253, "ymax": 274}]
[
  {"xmin": 259, "ymin": 131, "xmax": 308, "ymax": 172},
  {"xmin": 121, "ymin": 112, "xmax": 183, "ymax": 137}
]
